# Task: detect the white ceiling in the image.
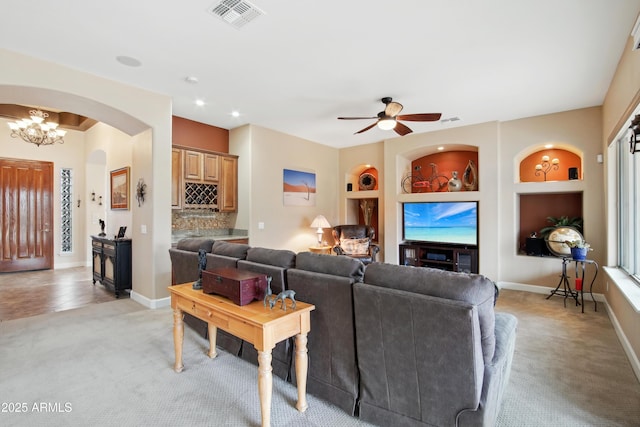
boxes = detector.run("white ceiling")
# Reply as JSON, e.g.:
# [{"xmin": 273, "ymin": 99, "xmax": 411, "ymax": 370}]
[{"xmin": 2, "ymin": 0, "xmax": 639, "ymax": 148}]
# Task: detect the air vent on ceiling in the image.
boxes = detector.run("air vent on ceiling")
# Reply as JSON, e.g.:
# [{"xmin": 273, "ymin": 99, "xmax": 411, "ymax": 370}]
[{"xmin": 208, "ymin": 0, "xmax": 264, "ymax": 29}]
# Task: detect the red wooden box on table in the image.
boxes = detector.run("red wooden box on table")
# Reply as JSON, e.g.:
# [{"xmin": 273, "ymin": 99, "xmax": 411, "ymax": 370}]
[{"xmin": 201, "ymin": 267, "xmax": 268, "ymax": 306}]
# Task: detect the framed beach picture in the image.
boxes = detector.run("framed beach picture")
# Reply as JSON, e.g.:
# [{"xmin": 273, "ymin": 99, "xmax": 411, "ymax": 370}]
[
  {"xmin": 283, "ymin": 169, "xmax": 316, "ymax": 206},
  {"xmin": 110, "ymin": 167, "xmax": 130, "ymax": 210}
]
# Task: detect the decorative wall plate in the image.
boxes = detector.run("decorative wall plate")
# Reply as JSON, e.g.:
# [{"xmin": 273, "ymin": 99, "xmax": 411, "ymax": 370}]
[{"xmin": 359, "ymin": 173, "xmax": 376, "ymax": 191}]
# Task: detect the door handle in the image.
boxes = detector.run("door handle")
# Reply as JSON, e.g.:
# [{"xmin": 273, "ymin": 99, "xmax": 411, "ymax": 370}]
[{"xmin": 43, "ymin": 223, "xmax": 50, "ymax": 232}]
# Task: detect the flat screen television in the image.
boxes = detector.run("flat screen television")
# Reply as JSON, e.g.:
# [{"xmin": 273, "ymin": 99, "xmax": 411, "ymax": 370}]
[{"xmin": 403, "ymin": 201, "xmax": 478, "ymax": 246}]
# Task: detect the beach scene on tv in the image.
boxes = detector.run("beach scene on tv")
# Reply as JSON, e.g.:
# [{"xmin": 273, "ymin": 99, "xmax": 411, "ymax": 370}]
[{"xmin": 403, "ymin": 202, "xmax": 478, "ymax": 246}]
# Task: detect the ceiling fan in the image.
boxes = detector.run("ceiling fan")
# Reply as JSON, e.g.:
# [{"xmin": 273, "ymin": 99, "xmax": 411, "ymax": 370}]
[{"xmin": 338, "ymin": 97, "xmax": 442, "ymax": 136}]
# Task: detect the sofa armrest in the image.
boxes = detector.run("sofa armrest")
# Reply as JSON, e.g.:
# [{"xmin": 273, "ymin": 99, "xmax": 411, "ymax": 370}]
[{"xmin": 457, "ymin": 312, "xmax": 518, "ymax": 426}]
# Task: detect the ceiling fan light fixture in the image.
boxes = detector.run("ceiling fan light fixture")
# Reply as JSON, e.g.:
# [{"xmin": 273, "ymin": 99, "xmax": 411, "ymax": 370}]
[{"xmin": 377, "ymin": 118, "xmax": 396, "ymax": 130}]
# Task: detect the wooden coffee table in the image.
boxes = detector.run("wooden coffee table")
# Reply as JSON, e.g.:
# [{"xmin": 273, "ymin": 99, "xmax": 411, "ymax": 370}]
[{"xmin": 169, "ymin": 283, "xmax": 315, "ymax": 427}]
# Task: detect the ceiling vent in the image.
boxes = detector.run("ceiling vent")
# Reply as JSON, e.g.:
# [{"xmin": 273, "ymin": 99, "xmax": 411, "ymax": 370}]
[{"xmin": 208, "ymin": 0, "xmax": 264, "ymax": 29}]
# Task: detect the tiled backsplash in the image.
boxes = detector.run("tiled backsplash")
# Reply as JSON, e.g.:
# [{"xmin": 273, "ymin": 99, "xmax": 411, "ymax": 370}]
[{"xmin": 172, "ymin": 210, "xmax": 235, "ymax": 231}]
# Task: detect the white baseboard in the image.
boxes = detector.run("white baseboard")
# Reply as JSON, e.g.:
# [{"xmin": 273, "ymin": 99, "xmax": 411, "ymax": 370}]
[
  {"xmin": 497, "ymin": 281, "xmax": 606, "ymax": 302},
  {"xmin": 604, "ymin": 295, "xmax": 640, "ymax": 383},
  {"xmin": 499, "ymin": 281, "xmax": 639, "ymax": 384},
  {"xmin": 54, "ymin": 261, "xmax": 87, "ymax": 269},
  {"xmin": 130, "ymin": 291, "xmax": 171, "ymax": 309}
]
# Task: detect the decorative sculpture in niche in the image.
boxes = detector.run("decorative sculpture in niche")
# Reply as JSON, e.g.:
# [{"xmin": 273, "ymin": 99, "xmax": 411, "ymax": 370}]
[
  {"xmin": 192, "ymin": 249, "xmax": 207, "ymax": 290},
  {"xmin": 448, "ymin": 171, "xmax": 462, "ymax": 192},
  {"xmin": 360, "ymin": 198, "xmax": 377, "ymax": 226},
  {"xmin": 463, "ymin": 160, "xmax": 478, "ymax": 191}
]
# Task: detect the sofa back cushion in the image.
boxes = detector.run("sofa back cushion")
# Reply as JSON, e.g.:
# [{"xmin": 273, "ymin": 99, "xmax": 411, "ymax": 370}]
[
  {"xmin": 245, "ymin": 247, "xmax": 296, "ymax": 268},
  {"xmin": 294, "ymin": 251, "xmax": 365, "ymax": 280},
  {"xmin": 211, "ymin": 241, "xmax": 250, "ymax": 259},
  {"xmin": 237, "ymin": 247, "xmax": 296, "ymax": 294},
  {"xmin": 363, "ymin": 263, "xmax": 496, "ymax": 363},
  {"xmin": 175, "ymin": 238, "xmax": 215, "ymax": 253}
]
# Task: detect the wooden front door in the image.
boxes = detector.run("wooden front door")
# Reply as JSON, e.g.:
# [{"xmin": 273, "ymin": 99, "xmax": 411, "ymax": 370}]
[{"xmin": 0, "ymin": 158, "xmax": 54, "ymax": 272}]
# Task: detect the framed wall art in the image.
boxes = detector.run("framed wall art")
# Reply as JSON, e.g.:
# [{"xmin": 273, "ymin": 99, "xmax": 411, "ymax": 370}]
[
  {"xmin": 110, "ymin": 167, "xmax": 130, "ymax": 210},
  {"xmin": 283, "ymin": 169, "xmax": 316, "ymax": 206}
]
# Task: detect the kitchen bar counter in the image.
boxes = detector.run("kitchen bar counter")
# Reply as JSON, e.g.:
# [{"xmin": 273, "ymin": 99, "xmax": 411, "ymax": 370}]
[{"xmin": 171, "ymin": 229, "xmax": 248, "ymax": 246}]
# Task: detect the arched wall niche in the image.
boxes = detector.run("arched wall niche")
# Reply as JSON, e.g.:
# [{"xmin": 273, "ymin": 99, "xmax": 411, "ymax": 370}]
[
  {"xmin": 514, "ymin": 143, "xmax": 584, "ymax": 183},
  {"xmin": 345, "ymin": 163, "xmax": 380, "ymax": 243},
  {"xmin": 398, "ymin": 144, "xmax": 479, "ymax": 193},
  {"xmin": 346, "ymin": 164, "xmax": 379, "ymax": 192}
]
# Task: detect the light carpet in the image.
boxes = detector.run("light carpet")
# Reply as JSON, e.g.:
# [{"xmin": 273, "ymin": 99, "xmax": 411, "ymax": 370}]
[{"xmin": 0, "ymin": 289, "xmax": 638, "ymax": 426}]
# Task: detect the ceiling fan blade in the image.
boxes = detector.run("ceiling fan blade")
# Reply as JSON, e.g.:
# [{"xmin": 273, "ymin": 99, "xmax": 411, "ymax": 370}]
[
  {"xmin": 394, "ymin": 122, "xmax": 413, "ymax": 136},
  {"xmin": 338, "ymin": 116, "xmax": 377, "ymax": 120},
  {"xmin": 354, "ymin": 122, "xmax": 378, "ymax": 135},
  {"xmin": 384, "ymin": 101, "xmax": 403, "ymax": 117},
  {"xmin": 396, "ymin": 113, "xmax": 442, "ymax": 122}
]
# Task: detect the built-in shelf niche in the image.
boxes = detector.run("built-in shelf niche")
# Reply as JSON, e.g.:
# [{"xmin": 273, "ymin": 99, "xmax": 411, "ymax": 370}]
[
  {"xmin": 407, "ymin": 149, "xmax": 478, "ymax": 193},
  {"xmin": 519, "ymin": 148, "xmax": 581, "ymax": 182},
  {"xmin": 518, "ymin": 192, "xmax": 583, "ymax": 255},
  {"xmin": 345, "ymin": 165, "xmax": 380, "ymax": 240}
]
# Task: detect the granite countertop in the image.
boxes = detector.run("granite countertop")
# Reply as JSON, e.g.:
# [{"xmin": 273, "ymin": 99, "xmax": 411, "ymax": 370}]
[{"xmin": 171, "ymin": 229, "xmax": 248, "ymax": 245}]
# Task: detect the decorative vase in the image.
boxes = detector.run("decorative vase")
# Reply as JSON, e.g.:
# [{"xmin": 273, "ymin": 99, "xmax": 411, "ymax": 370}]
[
  {"xmin": 448, "ymin": 171, "xmax": 462, "ymax": 192},
  {"xmin": 360, "ymin": 198, "xmax": 376, "ymax": 226},
  {"xmin": 463, "ymin": 160, "xmax": 478, "ymax": 191},
  {"xmin": 571, "ymin": 247, "xmax": 587, "ymax": 261}
]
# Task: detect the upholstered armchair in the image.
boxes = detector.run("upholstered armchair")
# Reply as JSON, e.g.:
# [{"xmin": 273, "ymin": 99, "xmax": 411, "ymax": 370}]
[{"xmin": 332, "ymin": 224, "xmax": 380, "ymax": 264}]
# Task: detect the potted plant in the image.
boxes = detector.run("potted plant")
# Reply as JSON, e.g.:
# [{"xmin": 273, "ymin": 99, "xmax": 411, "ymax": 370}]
[{"xmin": 564, "ymin": 240, "xmax": 592, "ymax": 260}]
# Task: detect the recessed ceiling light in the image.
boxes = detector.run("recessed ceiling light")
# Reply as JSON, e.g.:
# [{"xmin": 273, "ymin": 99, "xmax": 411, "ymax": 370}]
[
  {"xmin": 231, "ymin": 110, "xmax": 240, "ymax": 117},
  {"xmin": 545, "ymin": 144, "xmax": 554, "ymax": 148},
  {"xmin": 195, "ymin": 99, "xmax": 205, "ymax": 106},
  {"xmin": 116, "ymin": 56, "xmax": 142, "ymax": 67},
  {"xmin": 184, "ymin": 76, "xmax": 199, "ymax": 84},
  {"xmin": 437, "ymin": 146, "xmax": 445, "ymax": 151}
]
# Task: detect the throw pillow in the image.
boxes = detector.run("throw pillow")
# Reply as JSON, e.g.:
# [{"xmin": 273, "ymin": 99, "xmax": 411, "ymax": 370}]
[{"xmin": 341, "ymin": 237, "xmax": 370, "ymax": 255}]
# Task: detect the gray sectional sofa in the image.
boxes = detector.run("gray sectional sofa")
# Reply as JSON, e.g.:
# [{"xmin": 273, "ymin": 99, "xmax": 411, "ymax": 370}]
[{"xmin": 168, "ymin": 239, "xmax": 517, "ymax": 427}]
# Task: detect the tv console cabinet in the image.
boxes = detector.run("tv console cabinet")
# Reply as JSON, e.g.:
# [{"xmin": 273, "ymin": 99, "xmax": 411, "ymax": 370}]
[{"xmin": 399, "ymin": 242, "xmax": 478, "ymax": 274}]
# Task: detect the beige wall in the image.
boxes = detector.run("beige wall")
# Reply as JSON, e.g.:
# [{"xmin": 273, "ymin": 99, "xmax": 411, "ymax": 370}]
[
  {"xmin": 602, "ymin": 35, "xmax": 640, "ymax": 373},
  {"xmin": 230, "ymin": 124, "xmax": 339, "ymax": 252},
  {"xmin": 381, "ymin": 122, "xmax": 501, "ymax": 279},
  {"xmin": 499, "ymin": 107, "xmax": 605, "ymax": 290},
  {"xmin": 603, "ymin": 37, "xmax": 640, "ymax": 143}
]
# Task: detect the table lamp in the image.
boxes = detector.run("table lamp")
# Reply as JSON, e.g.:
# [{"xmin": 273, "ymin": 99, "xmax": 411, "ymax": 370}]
[{"xmin": 310, "ymin": 215, "xmax": 331, "ymax": 245}]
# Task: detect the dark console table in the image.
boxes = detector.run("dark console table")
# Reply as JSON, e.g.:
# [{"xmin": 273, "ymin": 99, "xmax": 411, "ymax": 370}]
[
  {"xmin": 91, "ymin": 236, "xmax": 132, "ymax": 298},
  {"xmin": 546, "ymin": 257, "xmax": 598, "ymax": 313}
]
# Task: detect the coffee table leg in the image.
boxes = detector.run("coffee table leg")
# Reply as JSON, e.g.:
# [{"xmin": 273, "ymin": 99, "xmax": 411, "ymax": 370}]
[
  {"xmin": 207, "ymin": 323, "xmax": 218, "ymax": 358},
  {"xmin": 295, "ymin": 333, "xmax": 309, "ymax": 412},
  {"xmin": 257, "ymin": 350, "xmax": 273, "ymax": 427},
  {"xmin": 173, "ymin": 308, "xmax": 184, "ymax": 373}
]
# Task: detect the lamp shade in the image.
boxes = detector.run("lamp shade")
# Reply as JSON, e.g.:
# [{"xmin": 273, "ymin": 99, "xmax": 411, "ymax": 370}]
[
  {"xmin": 377, "ymin": 118, "xmax": 397, "ymax": 130},
  {"xmin": 310, "ymin": 215, "xmax": 331, "ymax": 229}
]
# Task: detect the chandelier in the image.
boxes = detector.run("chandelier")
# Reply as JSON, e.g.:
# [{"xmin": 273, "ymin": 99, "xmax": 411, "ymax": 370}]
[{"xmin": 7, "ymin": 109, "xmax": 66, "ymax": 147}]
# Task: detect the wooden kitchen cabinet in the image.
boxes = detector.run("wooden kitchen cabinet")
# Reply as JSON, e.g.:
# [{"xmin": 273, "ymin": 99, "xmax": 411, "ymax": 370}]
[
  {"xmin": 171, "ymin": 148, "xmax": 183, "ymax": 209},
  {"xmin": 172, "ymin": 146, "xmax": 238, "ymax": 212},
  {"xmin": 203, "ymin": 153, "xmax": 219, "ymax": 181},
  {"xmin": 184, "ymin": 150, "xmax": 219, "ymax": 182},
  {"xmin": 219, "ymin": 155, "xmax": 238, "ymax": 212}
]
